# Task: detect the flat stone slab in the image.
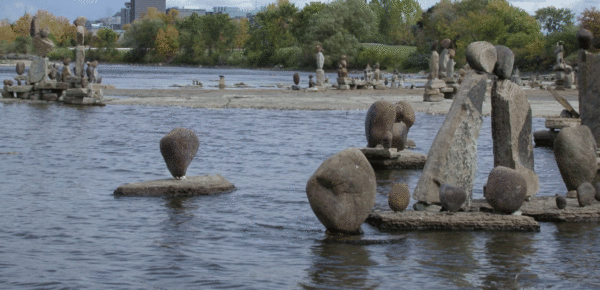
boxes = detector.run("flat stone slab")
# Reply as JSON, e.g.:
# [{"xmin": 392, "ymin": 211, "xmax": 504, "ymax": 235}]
[
  {"xmin": 366, "ymin": 210, "xmax": 539, "ymax": 232},
  {"xmin": 114, "ymin": 174, "xmax": 235, "ymax": 197},
  {"xmin": 548, "ymin": 88, "xmax": 579, "ymax": 117},
  {"xmin": 36, "ymin": 82, "xmax": 69, "ymax": 90},
  {"xmin": 360, "ymin": 148, "xmax": 426, "ymax": 169},
  {"xmin": 473, "ymin": 196, "xmax": 600, "ymax": 222},
  {"xmin": 5, "ymin": 85, "xmax": 33, "ymax": 93},
  {"xmin": 545, "ymin": 117, "xmax": 580, "ymax": 130}
]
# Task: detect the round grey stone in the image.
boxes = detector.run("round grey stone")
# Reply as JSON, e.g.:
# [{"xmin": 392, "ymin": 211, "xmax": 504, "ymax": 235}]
[
  {"xmin": 554, "ymin": 125, "xmax": 598, "ymax": 191},
  {"xmin": 388, "ymin": 183, "xmax": 410, "ymax": 212},
  {"xmin": 493, "ymin": 45, "xmax": 514, "ymax": 80},
  {"xmin": 293, "ymin": 73, "xmax": 300, "ymax": 85},
  {"xmin": 391, "ymin": 122, "xmax": 408, "ymax": 151},
  {"xmin": 466, "ymin": 41, "xmax": 497, "ymax": 73},
  {"xmin": 577, "ymin": 182, "xmax": 595, "ymax": 207},
  {"xmin": 484, "ymin": 166, "xmax": 527, "ymax": 214},
  {"xmin": 555, "ymin": 194, "xmax": 567, "ymax": 209},
  {"xmin": 577, "ymin": 28, "xmax": 593, "ymax": 50},
  {"xmin": 16, "ymin": 62, "xmax": 25, "ymax": 75},
  {"xmin": 306, "ymin": 148, "xmax": 376, "ymax": 234},
  {"xmin": 439, "ymin": 184, "xmax": 466, "ymax": 212},
  {"xmin": 395, "ymin": 101, "xmax": 415, "ymax": 128},
  {"xmin": 159, "ymin": 128, "xmax": 200, "ymax": 179}
]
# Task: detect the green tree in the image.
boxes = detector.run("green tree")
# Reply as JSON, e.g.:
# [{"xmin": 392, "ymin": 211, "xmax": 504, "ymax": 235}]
[
  {"xmin": 579, "ymin": 7, "xmax": 600, "ymax": 37},
  {"xmin": 370, "ymin": 0, "xmax": 422, "ymax": 44},
  {"xmin": 123, "ymin": 18, "xmax": 164, "ymax": 62},
  {"xmin": 176, "ymin": 12, "xmax": 204, "ymax": 62},
  {"xmin": 97, "ymin": 28, "xmax": 118, "ymax": 51},
  {"xmin": 200, "ymin": 13, "xmax": 236, "ymax": 56},
  {"xmin": 535, "ymin": 6, "xmax": 574, "ymax": 34}
]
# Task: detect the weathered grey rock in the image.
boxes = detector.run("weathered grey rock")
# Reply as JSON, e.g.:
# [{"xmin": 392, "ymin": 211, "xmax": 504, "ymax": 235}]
[
  {"xmin": 62, "ymin": 65, "xmax": 73, "ymax": 82},
  {"xmin": 306, "ymin": 148, "xmax": 376, "ymax": 234},
  {"xmin": 466, "ymin": 41, "xmax": 497, "ymax": 73},
  {"xmin": 76, "ymin": 46, "xmax": 85, "ymax": 78},
  {"xmin": 484, "ymin": 166, "xmax": 528, "ymax": 214},
  {"xmin": 491, "ymin": 79, "xmax": 539, "ymax": 197},
  {"xmin": 577, "ymin": 28, "xmax": 593, "ymax": 50},
  {"xmin": 439, "ymin": 48, "xmax": 449, "ymax": 78},
  {"xmin": 365, "ymin": 100, "xmax": 396, "ymax": 148},
  {"xmin": 554, "ymin": 125, "xmax": 597, "ymax": 191},
  {"xmin": 595, "ymin": 182, "xmax": 600, "ymax": 201},
  {"xmin": 577, "ymin": 182, "xmax": 595, "ymax": 207},
  {"xmin": 159, "ymin": 128, "xmax": 200, "ymax": 179},
  {"xmin": 493, "ymin": 45, "xmax": 514, "ymax": 79},
  {"xmin": 413, "ymin": 71, "xmax": 488, "ymax": 207},
  {"xmin": 32, "ymin": 33, "xmax": 54, "ymax": 57},
  {"xmin": 41, "ymin": 93, "xmax": 58, "ymax": 101},
  {"xmin": 391, "ymin": 122, "xmax": 408, "ymax": 151},
  {"xmin": 76, "ymin": 25, "xmax": 85, "ymax": 46},
  {"xmin": 395, "ymin": 100, "xmax": 415, "ymax": 128},
  {"xmin": 28, "ymin": 56, "xmax": 49, "ymax": 84},
  {"xmin": 439, "ymin": 184, "xmax": 467, "ymax": 212},
  {"xmin": 293, "ymin": 73, "xmax": 300, "ymax": 85},
  {"xmin": 429, "ymin": 51, "xmax": 439, "ymax": 80},
  {"xmin": 16, "ymin": 62, "xmax": 25, "ymax": 75},
  {"xmin": 578, "ymin": 51, "xmax": 600, "ymax": 145},
  {"xmin": 388, "ymin": 183, "xmax": 410, "ymax": 212},
  {"xmin": 114, "ymin": 174, "xmax": 234, "ymax": 196},
  {"xmin": 556, "ymin": 194, "xmax": 567, "ymax": 209}
]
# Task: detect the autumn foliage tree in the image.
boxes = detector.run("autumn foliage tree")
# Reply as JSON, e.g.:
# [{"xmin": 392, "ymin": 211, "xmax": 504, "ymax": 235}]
[
  {"xmin": 155, "ymin": 25, "xmax": 179, "ymax": 60},
  {"xmin": 579, "ymin": 7, "xmax": 600, "ymax": 37}
]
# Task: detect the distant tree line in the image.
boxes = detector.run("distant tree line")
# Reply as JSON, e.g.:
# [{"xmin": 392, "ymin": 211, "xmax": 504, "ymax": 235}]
[{"xmin": 0, "ymin": 1, "xmax": 599, "ymax": 72}]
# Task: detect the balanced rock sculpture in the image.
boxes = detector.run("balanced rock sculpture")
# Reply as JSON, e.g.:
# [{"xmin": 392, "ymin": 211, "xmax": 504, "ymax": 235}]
[
  {"xmin": 439, "ymin": 183, "xmax": 466, "ymax": 212},
  {"xmin": 484, "ymin": 166, "xmax": 527, "ymax": 214},
  {"xmin": 466, "ymin": 41, "xmax": 497, "ymax": 73},
  {"xmin": 390, "ymin": 101, "xmax": 415, "ymax": 150},
  {"xmin": 395, "ymin": 101, "xmax": 415, "ymax": 128},
  {"xmin": 554, "ymin": 125, "xmax": 597, "ymax": 191},
  {"xmin": 365, "ymin": 100, "xmax": 396, "ymax": 149},
  {"xmin": 306, "ymin": 148, "xmax": 376, "ymax": 234},
  {"xmin": 160, "ymin": 128, "xmax": 200, "ymax": 179},
  {"xmin": 388, "ymin": 183, "xmax": 410, "ymax": 212}
]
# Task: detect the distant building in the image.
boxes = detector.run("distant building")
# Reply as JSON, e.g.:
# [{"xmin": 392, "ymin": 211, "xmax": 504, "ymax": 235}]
[
  {"xmin": 121, "ymin": 2, "xmax": 132, "ymax": 25},
  {"xmin": 212, "ymin": 6, "xmax": 254, "ymax": 19},
  {"xmin": 166, "ymin": 7, "xmax": 208, "ymax": 18},
  {"xmin": 129, "ymin": 0, "xmax": 166, "ymax": 22}
]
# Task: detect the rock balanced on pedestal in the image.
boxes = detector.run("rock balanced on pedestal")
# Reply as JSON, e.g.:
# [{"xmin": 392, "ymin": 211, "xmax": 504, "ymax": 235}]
[
  {"xmin": 389, "ymin": 183, "xmax": 410, "ymax": 212},
  {"xmin": 160, "ymin": 128, "xmax": 200, "ymax": 179},
  {"xmin": 365, "ymin": 100, "xmax": 396, "ymax": 149},
  {"xmin": 553, "ymin": 125, "xmax": 597, "ymax": 191},
  {"xmin": 484, "ymin": 166, "xmax": 527, "ymax": 214}
]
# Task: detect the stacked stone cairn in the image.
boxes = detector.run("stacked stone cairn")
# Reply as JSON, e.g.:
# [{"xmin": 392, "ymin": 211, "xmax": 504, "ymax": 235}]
[
  {"xmin": 336, "ymin": 55, "xmax": 351, "ymax": 90},
  {"xmin": 440, "ymin": 39, "xmax": 459, "ymax": 99},
  {"xmin": 315, "ymin": 45, "xmax": 326, "ymax": 89},
  {"xmin": 423, "ymin": 41, "xmax": 446, "ymax": 102},
  {"xmin": 306, "ymin": 148, "xmax": 376, "ymax": 234},
  {"xmin": 2, "ymin": 16, "xmax": 105, "ymax": 105},
  {"xmin": 365, "ymin": 100, "xmax": 415, "ymax": 151},
  {"xmin": 292, "ymin": 73, "xmax": 300, "ymax": 90},
  {"xmin": 552, "ymin": 41, "xmax": 576, "ymax": 90},
  {"xmin": 414, "ymin": 41, "xmax": 537, "ymax": 216}
]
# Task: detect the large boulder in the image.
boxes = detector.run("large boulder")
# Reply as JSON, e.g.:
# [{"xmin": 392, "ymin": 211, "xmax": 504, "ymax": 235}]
[
  {"xmin": 553, "ymin": 125, "xmax": 597, "ymax": 191},
  {"xmin": 365, "ymin": 100, "xmax": 396, "ymax": 148},
  {"xmin": 413, "ymin": 71, "xmax": 488, "ymax": 208},
  {"xmin": 160, "ymin": 128, "xmax": 200, "ymax": 179},
  {"xmin": 466, "ymin": 41, "xmax": 497, "ymax": 73},
  {"xmin": 395, "ymin": 101, "xmax": 415, "ymax": 128},
  {"xmin": 484, "ymin": 166, "xmax": 528, "ymax": 214},
  {"xmin": 579, "ymin": 51, "xmax": 600, "ymax": 145},
  {"xmin": 439, "ymin": 184, "xmax": 467, "ymax": 212},
  {"xmin": 491, "ymin": 79, "xmax": 539, "ymax": 197},
  {"xmin": 493, "ymin": 45, "xmax": 514, "ymax": 80},
  {"xmin": 306, "ymin": 148, "xmax": 376, "ymax": 234}
]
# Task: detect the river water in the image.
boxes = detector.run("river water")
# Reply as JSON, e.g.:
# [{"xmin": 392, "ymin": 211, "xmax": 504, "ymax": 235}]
[
  {"xmin": 0, "ymin": 64, "xmax": 424, "ymax": 89},
  {"xmin": 1, "ymin": 67, "xmax": 599, "ymax": 289}
]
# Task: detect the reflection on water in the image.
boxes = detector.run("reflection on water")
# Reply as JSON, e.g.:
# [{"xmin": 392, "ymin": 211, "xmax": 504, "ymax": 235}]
[
  {"xmin": 301, "ymin": 242, "xmax": 378, "ymax": 289},
  {"xmin": 0, "ymin": 102, "xmax": 599, "ymax": 288}
]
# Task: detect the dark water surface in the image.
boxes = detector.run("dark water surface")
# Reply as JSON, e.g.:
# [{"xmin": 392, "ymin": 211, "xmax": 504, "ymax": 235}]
[{"xmin": 1, "ymin": 102, "xmax": 599, "ymax": 289}]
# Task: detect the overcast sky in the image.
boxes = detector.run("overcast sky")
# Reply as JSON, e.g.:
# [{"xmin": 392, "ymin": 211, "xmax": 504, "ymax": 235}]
[{"xmin": 1, "ymin": 0, "xmax": 598, "ymax": 23}]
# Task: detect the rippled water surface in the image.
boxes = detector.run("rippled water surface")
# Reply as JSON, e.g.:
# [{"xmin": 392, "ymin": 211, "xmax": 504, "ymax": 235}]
[{"xmin": 1, "ymin": 101, "xmax": 599, "ymax": 289}]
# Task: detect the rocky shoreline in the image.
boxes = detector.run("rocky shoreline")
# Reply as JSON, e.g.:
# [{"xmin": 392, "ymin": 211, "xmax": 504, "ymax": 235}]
[{"xmin": 11, "ymin": 87, "xmax": 571, "ymax": 117}]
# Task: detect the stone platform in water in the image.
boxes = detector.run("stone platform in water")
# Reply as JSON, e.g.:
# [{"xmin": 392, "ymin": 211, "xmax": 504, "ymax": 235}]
[
  {"xmin": 366, "ymin": 210, "xmax": 539, "ymax": 232},
  {"xmin": 114, "ymin": 174, "xmax": 235, "ymax": 197},
  {"xmin": 360, "ymin": 146, "xmax": 426, "ymax": 170},
  {"xmin": 473, "ymin": 196, "xmax": 600, "ymax": 222}
]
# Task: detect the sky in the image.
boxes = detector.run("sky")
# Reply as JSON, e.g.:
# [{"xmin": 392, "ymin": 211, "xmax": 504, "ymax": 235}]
[{"xmin": 0, "ymin": 0, "xmax": 598, "ymax": 23}]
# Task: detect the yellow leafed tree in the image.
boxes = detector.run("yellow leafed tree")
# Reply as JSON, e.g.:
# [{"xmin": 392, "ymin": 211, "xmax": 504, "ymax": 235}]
[
  {"xmin": 13, "ymin": 14, "xmax": 33, "ymax": 36},
  {"xmin": 0, "ymin": 26, "xmax": 16, "ymax": 43},
  {"xmin": 234, "ymin": 18, "xmax": 249, "ymax": 49},
  {"xmin": 155, "ymin": 24, "xmax": 179, "ymax": 60}
]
